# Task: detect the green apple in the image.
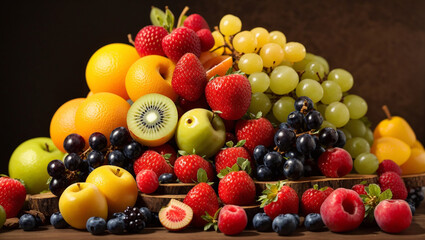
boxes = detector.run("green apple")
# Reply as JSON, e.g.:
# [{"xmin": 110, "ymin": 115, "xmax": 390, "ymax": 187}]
[
  {"xmin": 0, "ymin": 205, "xmax": 5, "ymax": 229},
  {"xmin": 175, "ymin": 108, "xmax": 226, "ymax": 158},
  {"xmin": 9, "ymin": 137, "xmax": 65, "ymax": 194}
]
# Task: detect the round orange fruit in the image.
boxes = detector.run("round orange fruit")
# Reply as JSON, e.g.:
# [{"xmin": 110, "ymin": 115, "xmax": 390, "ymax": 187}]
[
  {"xmin": 50, "ymin": 98, "xmax": 85, "ymax": 152},
  {"xmin": 86, "ymin": 43, "xmax": 139, "ymax": 100},
  {"xmin": 75, "ymin": 92, "xmax": 130, "ymax": 146}
]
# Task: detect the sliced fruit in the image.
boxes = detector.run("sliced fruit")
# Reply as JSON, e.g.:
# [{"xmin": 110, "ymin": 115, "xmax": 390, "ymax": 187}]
[
  {"xmin": 205, "ymin": 56, "xmax": 233, "ymax": 80},
  {"xmin": 159, "ymin": 199, "xmax": 193, "ymax": 231},
  {"xmin": 127, "ymin": 93, "xmax": 178, "ymax": 147},
  {"xmin": 199, "ymin": 51, "xmax": 218, "ymax": 65}
]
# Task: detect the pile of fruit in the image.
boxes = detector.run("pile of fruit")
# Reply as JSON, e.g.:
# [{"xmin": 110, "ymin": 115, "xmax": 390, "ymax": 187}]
[{"xmin": 1, "ymin": 5, "xmax": 425, "ymax": 236}]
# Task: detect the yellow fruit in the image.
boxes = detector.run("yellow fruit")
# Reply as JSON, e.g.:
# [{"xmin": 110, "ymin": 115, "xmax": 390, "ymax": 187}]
[
  {"xmin": 125, "ymin": 55, "xmax": 177, "ymax": 102},
  {"xmin": 373, "ymin": 116, "xmax": 416, "ymax": 146},
  {"xmin": 400, "ymin": 148, "xmax": 425, "ymax": 174},
  {"xmin": 86, "ymin": 43, "xmax": 139, "ymax": 100},
  {"xmin": 59, "ymin": 182, "xmax": 108, "ymax": 229},
  {"xmin": 50, "ymin": 98, "xmax": 85, "ymax": 152},
  {"xmin": 371, "ymin": 137, "xmax": 411, "ymax": 165},
  {"xmin": 412, "ymin": 140, "xmax": 424, "ymax": 151}
]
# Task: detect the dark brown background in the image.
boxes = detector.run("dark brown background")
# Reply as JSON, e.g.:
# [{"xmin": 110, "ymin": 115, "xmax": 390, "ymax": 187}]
[{"xmin": 1, "ymin": 0, "xmax": 424, "ymax": 175}]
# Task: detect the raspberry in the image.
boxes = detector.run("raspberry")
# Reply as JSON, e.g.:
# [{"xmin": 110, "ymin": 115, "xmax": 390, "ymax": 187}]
[
  {"xmin": 376, "ymin": 159, "xmax": 402, "ymax": 176},
  {"xmin": 136, "ymin": 170, "xmax": 159, "ymax": 194},
  {"xmin": 379, "ymin": 172, "xmax": 407, "ymax": 200}
]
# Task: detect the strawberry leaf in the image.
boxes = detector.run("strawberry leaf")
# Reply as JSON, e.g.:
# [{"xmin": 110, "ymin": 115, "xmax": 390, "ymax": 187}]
[
  {"xmin": 225, "ymin": 67, "xmax": 233, "ymax": 75},
  {"xmin": 313, "ymin": 184, "xmax": 319, "ymax": 190},
  {"xmin": 379, "ymin": 189, "xmax": 393, "ymax": 202},
  {"xmin": 367, "ymin": 184, "xmax": 381, "ymax": 198},
  {"xmin": 225, "ymin": 141, "xmax": 234, "ymax": 148},
  {"xmin": 178, "ymin": 150, "xmax": 188, "ymax": 156},
  {"xmin": 234, "ymin": 140, "xmax": 246, "ymax": 148},
  {"xmin": 196, "ymin": 168, "xmax": 210, "ymax": 184},
  {"xmin": 162, "ymin": 153, "xmax": 172, "ymax": 160},
  {"xmin": 259, "ymin": 181, "xmax": 285, "ymax": 208},
  {"xmin": 255, "ymin": 111, "xmax": 263, "ymax": 119},
  {"xmin": 209, "ymin": 74, "xmax": 220, "ymax": 81},
  {"xmin": 164, "ymin": 7, "xmax": 175, "ymax": 32},
  {"xmin": 150, "ymin": 7, "xmax": 166, "ymax": 27},
  {"xmin": 359, "ymin": 180, "xmax": 368, "ymax": 185}
]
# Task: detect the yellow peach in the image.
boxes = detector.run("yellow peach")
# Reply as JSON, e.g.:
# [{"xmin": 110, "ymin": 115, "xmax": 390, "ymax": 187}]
[
  {"xmin": 370, "ymin": 137, "xmax": 411, "ymax": 165},
  {"xmin": 400, "ymin": 148, "xmax": 425, "ymax": 175}
]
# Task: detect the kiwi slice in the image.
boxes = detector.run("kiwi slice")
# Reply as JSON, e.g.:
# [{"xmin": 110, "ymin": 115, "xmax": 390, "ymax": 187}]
[{"xmin": 127, "ymin": 93, "xmax": 178, "ymax": 147}]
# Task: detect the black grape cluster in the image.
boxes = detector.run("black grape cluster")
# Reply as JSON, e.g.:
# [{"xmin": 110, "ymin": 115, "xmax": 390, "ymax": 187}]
[
  {"xmin": 254, "ymin": 96, "xmax": 346, "ymax": 181},
  {"xmin": 47, "ymin": 126, "xmax": 143, "ymax": 196}
]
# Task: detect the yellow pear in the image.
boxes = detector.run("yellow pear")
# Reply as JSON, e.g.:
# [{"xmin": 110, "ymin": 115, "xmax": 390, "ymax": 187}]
[
  {"xmin": 400, "ymin": 148, "xmax": 425, "ymax": 174},
  {"xmin": 412, "ymin": 140, "xmax": 424, "ymax": 151},
  {"xmin": 370, "ymin": 137, "xmax": 411, "ymax": 165}
]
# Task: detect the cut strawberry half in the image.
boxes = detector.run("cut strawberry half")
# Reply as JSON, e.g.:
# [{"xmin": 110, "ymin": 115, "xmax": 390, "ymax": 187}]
[{"xmin": 159, "ymin": 199, "xmax": 193, "ymax": 231}]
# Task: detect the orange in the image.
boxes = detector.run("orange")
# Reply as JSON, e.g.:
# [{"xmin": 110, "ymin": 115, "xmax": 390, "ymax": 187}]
[
  {"xmin": 86, "ymin": 43, "xmax": 139, "ymax": 100},
  {"xmin": 50, "ymin": 98, "xmax": 85, "ymax": 152},
  {"xmin": 199, "ymin": 51, "xmax": 218, "ymax": 65},
  {"xmin": 125, "ymin": 55, "xmax": 177, "ymax": 102},
  {"xmin": 75, "ymin": 92, "xmax": 130, "ymax": 146},
  {"xmin": 205, "ymin": 56, "xmax": 233, "ymax": 80}
]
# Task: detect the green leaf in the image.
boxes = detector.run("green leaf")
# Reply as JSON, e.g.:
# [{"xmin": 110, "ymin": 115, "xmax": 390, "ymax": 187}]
[
  {"xmin": 359, "ymin": 180, "xmax": 368, "ymax": 185},
  {"xmin": 204, "ymin": 222, "xmax": 214, "ymax": 231},
  {"xmin": 46, "ymin": 176, "xmax": 52, "ymax": 185},
  {"xmin": 225, "ymin": 141, "xmax": 234, "ymax": 148},
  {"xmin": 313, "ymin": 184, "xmax": 319, "ymax": 190},
  {"xmin": 164, "ymin": 8, "xmax": 175, "ymax": 32},
  {"xmin": 255, "ymin": 111, "xmax": 263, "ymax": 119},
  {"xmin": 178, "ymin": 150, "xmax": 188, "ymax": 156},
  {"xmin": 379, "ymin": 189, "xmax": 393, "ymax": 201},
  {"xmin": 209, "ymin": 74, "xmax": 220, "ymax": 81},
  {"xmin": 225, "ymin": 67, "xmax": 233, "ymax": 75},
  {"xmin": 163, "ymin": 153, "xmax": 172, "ymax": 160},
  {"xmin": 150, "ymin": 7, "xmax": 166, "ymax": 27},
  {"xmin": 214, "ymin": 224, "xmax": 218, "ymax": 232},
  {"xmin": 231, "ymin": 163, "xmax": 239, "ymax": 172},
  {"xmin": 197, "ymin": 168, "xmax": 208, "ymax": 183},
  {"xmin": 217, "ymin": 168, "xmax": 229, "ymax": 179},
  {"xmin": 367, "ymin": 184, "xmax": 381, "ymax": 197},
  {"xmin": 235, "ymin": 140, "xmax": 246, "ymax": 147}
]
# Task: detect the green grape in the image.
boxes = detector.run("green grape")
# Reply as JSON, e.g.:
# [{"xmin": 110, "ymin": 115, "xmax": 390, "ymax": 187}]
[
  {"xmin": 343, "ymin": 119, "xmax": 366, "ymax": 138},
  {"xmin": 268, "ymin": 31, "xmax": 286, "ymax": 48},
  {"xmin": 211, "ymin": 31, "xmax": 225, "ymax": 55},
  {"xmin": 251, "ymin": 27, "xmax": 269, "ymax": 50},
  {"xmin": 284, "ymin": 42, "xmax": 306, "ymax": 63},
  {"xmin": 219, "ymin": 14, "xmax": 242, "ymax": 36},
  {"xmin": 316, "ymin": 103, "xmax": 328, "ymax": 116},
  {"xmin": 302, "ymin": 61, "xmax": 326, "ymax": 81},
  {"xmin": 259, "ymin": 43, "xmax": 284, "ymax": 67},
  {"xmin": 248, "ymin": 92, "xmax": 272, "ymax": 116},
  {"xmin": 328, "ymin": 68, "xmax": 353, "ymax": 92},
  {"xmin": 320, "ymin": 120, "xmax": 336, "ymax": 130},
  {"xmin": 238, "ymin": 53, "xmax": 263, "ymax": 74},
  {"xmin": 325, "ymin": 102, "xmax": 350, "ymax": 127},
  {"xmin": 354, "ymin": 153, "xmax": 379, "ymax": 174},
  {"xmin": 296, "ymin": 79, "xmax": 324, "ymax": 103},
  {"xmin": 269, "ymin": 66, "xmax": 299, "ymax": 95},
  {"xmin": 272, "ymin": 96, "xmax": 295, "ymax": 122},
  {"xmin": 312, "ymin": 55, "xmax": 329, "ymax": 74},
  {"xmin": 248, "ymin": 72, "xmax": 270, "ymax": 93},
  {"xmin": 344, "ymin": 137, "xmax": 370, "ymax": 159},
  {"xmin": 343, "ymin": 94, "xmax": 368, "ymax": 119},
  {"xmin": 233, "ymin": 31, "xmax": 257, "ymax": 53},
  {"xmin": 292, "ymin": 52, "xmax": 315, "ymax": 72},
  {"xmin": 340, "ymin": 128, "xmax": 352, "ymax": 140},
  {"xmin": 321, "ymin": 81, "xmax": 342, "ymax": 104},
  {"xmin": 279, "ymin": 60, "xmax": 293, "ymax": 67},
  {"xmin": 363, "ymin": 128, "xmax": 374, "ymax": 146}
]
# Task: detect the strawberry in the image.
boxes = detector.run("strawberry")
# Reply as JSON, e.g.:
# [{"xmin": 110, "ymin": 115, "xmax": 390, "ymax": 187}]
[
  {"xmin": 150, "ymin": 143, "xmax": 177, "ymax": 166},
  {"xmin": 136, "ymin": 170, "xmax": 159, "ymax": 194},
  {"xmin": 133, "ymin": 150, "xmax": 173, "ymax": 177},
  {"xmin": 214, "ymin": 140, "xmax": 253, "ymax": 173},
  {"xmin": 235, "ymin": 115, "xmax": 274, "ymax": 153},
  {"xmin": 379, "ymin": 171, "xmax": 408, "ymax": 200},
  {"xmin": 162, "ymin": 27, "xmax": 201, "ymax": 63},
  {"xmin": 205, "ymin": 74, "xmax": 251, "ymax": 120},
  {"xmin": 183, "ymin": 169, "xmax": 219, "ymax": 228},
  {"xmin": 218, "ymin": 159, "xmax": 256, "ymax": 206},
  {"xmin": 322, "ymin": 186, "xmax": 334, "ymax": 197},
  {"xmin": 174, "ymin": 153, "xmax": 214, "ymax": 183},
  {"xmin": 301, "ymin": 185, "xmax": 332, "ymax": 215},
  {"xmin": 0, "ymin": 176, "xmax": 26, "ymax": 218},
  {"xmin": 172, "ymin": 53, "xmax": 207, "ymax": 101},
  {"xmin": 259, "ymin": 181, "xmax": 299, "ymax": 219},
  {"xmin": 377, "ymin": 159, "xmax": 402, "ymax": 176},
  {"xmin": 352, "ymin": 182, "xmax": 368, "ymax": 195},
  {"xmin": 183, "ymin": 14, "xmax": 209, "ymax": 32},
  {"xmin": 134, "ymin": 25, "xmax": 168, "ymax": 57},
  {"xmin": 196, "ymin": 29, "xmax": 215, "ymax": 52}
]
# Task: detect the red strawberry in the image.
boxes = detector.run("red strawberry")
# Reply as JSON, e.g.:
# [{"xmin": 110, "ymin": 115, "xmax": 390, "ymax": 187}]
[
  {"xmin": 0, "ymin": 176, "xmax": 26, "ymax": 218},
  {"xmin": 196, "ymin": 29, "xmax": 215, "ymax": 52},
  {"xmin": 178, "ymin": 94, "xmax": 210, "ymax": 112},
  {"xmin": 301, "ymin": 185, "xmax": 332, "ymax": 215},
  {"xmin": 133, "ymin": 150, "xmax": 173, "ymax": 177},
  {"xmin": 136, "ymin": 170, "xmax": 159, "ymax": 194},
  {"xmin": 377, "ymin": 159, "xmax": 402, "ymax": 176},
  {"xmin": 151, "ymin": 143, "xmax": 177, "ymax": 166},
  {"xmin": 205, "ymin": 74, "xmax": 251, "ymax": 120},
  {"xmin": 183, "ymin": 14, "xmax": 209, "ymax": 32},
  {"xmin": 235, "ymin": 116, "xmax": 274, "ymax": 153},
  {"xmin": 174, "ymin": 154, "xmax": 214, "ymax": 183},
  {"xmin": 379, "ymin": 171, "xmax": 408, "ymax": 200},
  {"xmin": 162, "ymin": 27, "xmax": 201, "ymax": 63},
  {"xmin": 172, "ymin": 53, "xmax": 207, "ymax": 101},
  {"xmin": 218, "ymin": 159, "xmax": 256, "ymax": 205},
  {"xmin": 259, "ymin": 182, "xmax": 299, "ymax": 220},
  {"xmin": 214, "ymin": 140, "xmax": 253, "ymax": 173},
  {"xmin": 134, "ymin": 25, "xmax": 168, "ymax": 57},
  {"xmin": 183, "ymin": 169, "xmax": 219, "ymax": 228},
  {"xmin": 323, "ymin": 186, "xmax": 334, "ymax": 197},
  {"xmin": 352, "ymin": 182, "xmax": 368, "ymax": 195}
]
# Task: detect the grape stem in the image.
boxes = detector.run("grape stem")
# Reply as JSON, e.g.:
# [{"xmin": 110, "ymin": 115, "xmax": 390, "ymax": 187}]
[
  {"xmin": 382, "ymin": 105, "xmax": 392, "ymax": 119},
  {"xmin": 127, "ymin": 34, "xmax": 135, "ymax": 46}
]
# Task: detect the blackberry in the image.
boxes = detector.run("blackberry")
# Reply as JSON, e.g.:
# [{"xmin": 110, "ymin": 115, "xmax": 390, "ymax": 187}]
[
  {"xmin": 406, "ymin": 187, "xmax": 424, "ymax": 208},
  {"xmin": 123, "ymin": 206, "xmax": 146, "ymax": 233}
]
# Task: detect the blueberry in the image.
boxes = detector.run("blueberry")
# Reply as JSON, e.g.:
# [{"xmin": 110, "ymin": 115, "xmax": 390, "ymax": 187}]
[
  {"xmin": 139, "ymin": 207, "xmax": 152, "ymax": 224},
  {"xmin": 86, "ymin": 217, "xmax": 107, "ymax": 235},
  {"xmin": 19, "ymin": 214, "xmax": 37, "ymax": 231},
  {"xmin": 256, "ymin": 165, "xmax": 273, "ymax": 181},
  {"xmin": 272, "ymin": 214, "xmax": 297, "ymax": 236},
  {"xmin": 407, "ymin": 200, "xmax": 416, "ymax": 215},
  {"xmin": 304, "ymin": 213, "xmax": 325, "ymax": 231},
  {"xmin": 50, "ymin": 212, "xmax": 69, "ymax": 229},
  {"xmin": 263, "ymin": 151, "xmax": 283, "ymax": 170},
  {"xmin": 253, "ymin": 145, "xmax": 269, "ymax": 165},
  {"xmin": 123, "ymin": 141, "xmax": 143, "ymax": 160},
  {"xmin": 112, "ymin": 212, "xmax": 126, "ymax": 219},
  {"xmin": 150, "ymin": 212, "xmax": 161, "ymax": 227},
  {"xmin": 290, "ymin": 213, "xmax": 300, "ymax": 226},
  {"xmin": 158, "ymin": 173, "xmax": 176, "ymax": 183},
  {"xmin": 107, "ymin": 218, "xmax": 125, "ymax": 234},
  {"xmin": 283, "ymin": 158, "xmax": 304, "ymax": 180},
  {"xmin": 252, "ymin": 213, "xmax": 272, "ymax": 232}
]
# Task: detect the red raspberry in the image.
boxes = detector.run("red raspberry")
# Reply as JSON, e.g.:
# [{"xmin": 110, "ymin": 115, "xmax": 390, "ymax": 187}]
[
  {"xmin": 136, "ymin": 170, "xmax": 159, "ymax": 194},
  {"xmin": 377, "ymin": 159, "xmax": 402, "ymax": 176},
  {"xmin": 352, "ymin": 184, "xmax": 367, "ymax": 195},
  {"xmin": 379, "ymin": 172, "xmax": 408, "ymax": 200},
  {"xmin": 218, "ymin": 205, "xmax": 247, "ymax": 235}
]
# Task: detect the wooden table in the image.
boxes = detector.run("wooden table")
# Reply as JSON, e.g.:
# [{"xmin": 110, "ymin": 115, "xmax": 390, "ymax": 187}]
[{"xmin": 1, "ymin": 204, "xmax": 424, "ymax": 240}]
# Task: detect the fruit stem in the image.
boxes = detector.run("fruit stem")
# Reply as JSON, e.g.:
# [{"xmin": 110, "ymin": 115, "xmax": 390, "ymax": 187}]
[
  {"xmin": 77, "ymin": 183, "xmax": 81, "ymax": 190},
  {"xmin": 177, "ymin": 6, "xmax": 189, "ymax": 28},
  {"xmin": 116, "ymin": 168, "xmax": 120, "ymax": 176},
  {"xmin": 127, "ymin": 34, "xmax": 135, "ymax": 46},
  {"xmin": 45, "ymin": 143, "xmax": 50, "ymax": 152},
  {"xmin": 382, "ymin": 105, "xmax": 392, "ymax": 120}
]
